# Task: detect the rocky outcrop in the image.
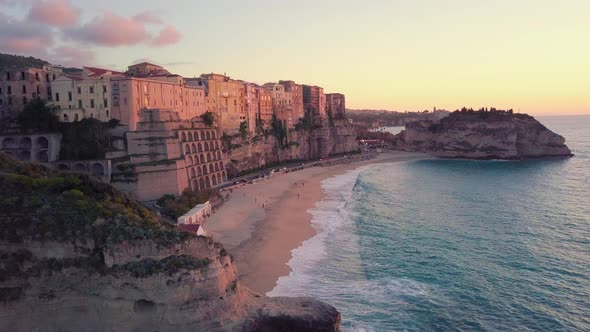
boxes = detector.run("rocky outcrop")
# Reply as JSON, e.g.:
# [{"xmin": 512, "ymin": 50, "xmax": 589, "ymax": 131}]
[
  {"xmin": 0, "ymin": 153, "xmax": 340, "ymax": 332},
  {"xmin": 393, "ymin": 111, "xmax": 572, "ymax": 159},
  {"xmin": 225, "ymin": 119, "xmax": 358, "ymax": 177}
]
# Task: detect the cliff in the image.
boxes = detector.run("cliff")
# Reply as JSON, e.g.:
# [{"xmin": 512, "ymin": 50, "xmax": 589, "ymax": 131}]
[
  {"xmin": 224, "ymin": 119, "xmax": 358, "ymax": 177},
  {"xmin": 393, "ymin": 111, "xmax": 572, "ymax": 159},
  {"xmin": 0, "ymin": 153, "xmax": 340, "ymax": 332}
]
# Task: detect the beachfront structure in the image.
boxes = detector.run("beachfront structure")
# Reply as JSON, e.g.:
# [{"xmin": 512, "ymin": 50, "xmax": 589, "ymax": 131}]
[
  {"xmin": 325, "ymin": 93, "xmax": 346, "ymax": 119},
  {"xmin": 110, "ymin": 63, "xmax": 206, "ymax": 131},
  {"xmin": 51, "ymin": 67, "xmax": 125, "ymax": 122},
  {"xmin": 302, "ymin": 85, "xmax": 326, "ymax": 118},
  {"xmin": 177, "ymin": 201, "xmax": 212, "ymax": 225},
  {"xmin": 109, "ymin": 108, "xmax": 227, "ymax": 201},
  {"xmin": 187, "ymin": 73, "xmax": 246, "ymax": 135},
  {"xmin": 0, "ymin": 64, "xmax": 63, "ymax": 121},
  {"xmin": 177, "ymin": 223, "xmax": 207, "ymax": 236}
]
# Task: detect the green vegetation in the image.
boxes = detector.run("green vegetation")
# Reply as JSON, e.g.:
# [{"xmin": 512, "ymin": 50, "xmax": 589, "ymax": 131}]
[
  {"xmin": 16, "ymin": 98, "xmax": 60, "ymax": 133},
  {"xmin": 60, "ymin": 118, "xmax": 119, "ymax": 160},
  {"xmin": 157, "ymin": 188, "xmax": 219, "ymax": 220},
  {"xmin": 271, "ymin": 114, "xmax": 288, "ymax": 149},
  {"xmin": 295, "ymin": 109, "xmax": 317, "ymax": 132},
  {"xmin": 200, "ymin": 112, "xmax": 215, "ymax": 126},
  {"xmin": 0, "ymin": 152, "xmax": 191, "ymax": 247},
  {"xmin": 239, "ymin": 121, "xmax": 249, "ymax": 139},
  {"xmin": 0, "ymin": 53, "xmax": 49, "ymax": 68}
]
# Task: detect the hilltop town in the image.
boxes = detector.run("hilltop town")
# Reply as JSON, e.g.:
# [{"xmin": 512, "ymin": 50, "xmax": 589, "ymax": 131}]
[{"xmin": 0, "ymin": 53, "xmax": 357, "ymax": 204}]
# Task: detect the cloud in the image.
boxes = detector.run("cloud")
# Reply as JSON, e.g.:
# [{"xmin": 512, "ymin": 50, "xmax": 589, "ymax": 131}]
[
  {"xmin": 48, "ymin": 46, "xmax": 95, "ymax": 67},
  {"xmin": 0, "ymin": 13, "xmax": 53, "ymax": 55},
  {"xmin": 151, "ymin": 25, "xmax": 181, "ymax": 46},
  {"xmin": 28, "ymin": 0, "xmax": 80, "ymax": 27},
  {"xmin": 0, "ymin": 0, "xmax": 34, "ymax": 6},
  {"xmin": 133, "ymin": 10, "xmax": 162, "ymax": 24},
  {"xmin": 64, "ymin": 11, "xmax": 149, "ymax": 47}
]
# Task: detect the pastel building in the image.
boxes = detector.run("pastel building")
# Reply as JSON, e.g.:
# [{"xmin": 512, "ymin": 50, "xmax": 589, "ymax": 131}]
[
  {"xmin": 325, "ymin": 93, "xmax": 346, "ymax": 119},
  {"xmin": 279, "ymin": 80, "xmax": 304, "ymax": 121},
  {"xmin": 257, "ymin": 87, "xmax": 273, "ymax": 130},
  {"xmin": 243, "ymin": 82, "xmax": 260, "ymax": 135},
  {"xmin": 110, "ymin": 63, "xmax": 206, "ymax": 131},
  {"xmin": 0, "ymin": 64, "xmax": 62, "ymax": 121},
  {"xmin": 263, "ymin": 83, "xmax": 294, "ymax": 130},
  {"xmin": 51, "ymin": 67, "xmax": 125, "ymax": 122},
  {"xmin": 188, "ymin": 73, "xmax": 245, "ymax": 135},
  {"xmin": 302, "ymin": 85, "xmax": 326, "ymax": 118}
]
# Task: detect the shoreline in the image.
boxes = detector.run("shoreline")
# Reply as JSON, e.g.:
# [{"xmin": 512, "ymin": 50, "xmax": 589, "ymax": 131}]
[{"xmin": 206, "ymin": 151, "xmax": 428, "ymax": 295}]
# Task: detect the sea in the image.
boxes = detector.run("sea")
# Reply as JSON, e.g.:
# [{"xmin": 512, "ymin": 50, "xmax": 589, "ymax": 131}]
[{"xmin": 268, "ymin": 115, "xmax": 590, "ymax": 331}]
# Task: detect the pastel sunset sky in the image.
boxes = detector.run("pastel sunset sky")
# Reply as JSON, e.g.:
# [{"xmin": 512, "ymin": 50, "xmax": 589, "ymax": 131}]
[{"xmin": 1, "ymin": 0, "xmax": 588, "ymax": 115}]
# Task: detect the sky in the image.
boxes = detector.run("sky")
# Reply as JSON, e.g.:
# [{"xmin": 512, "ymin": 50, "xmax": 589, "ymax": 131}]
[{"xmin": 1, "ymin": 0, "xmax": 589, "ymax": 115}]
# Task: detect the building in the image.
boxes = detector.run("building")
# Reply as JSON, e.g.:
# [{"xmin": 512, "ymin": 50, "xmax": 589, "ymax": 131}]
[
  {"xmin": 325, "ymin": 93, "xmax": 346, "ymax": 119},
  {"xmin": 243, "ymin": 82, "xmax": 260, "ymax": 135},
  {"xmin": 279, "ymin": 80, "xmax": 304, "ymax": 121},
  {"xmin": 177, "ymin": 201, "xmax": 212, "ymax": 225},
  {"xmin": 109, "ymin": 109, "xmax": 227, "ymax": 201},
  {"xmin": 110, "ymin": 63, "xmax": 206, "ymax": 131},
  {"xmin": 188, "ymin": 73, "xmax": 245, "ymax": 135},
  {"xmin": 302, "ymin": 85, "xmax": 326, "ymax": 118},
  {"xmin": 257, "ymin": 87, "xmax": 273, "ymax": 131},
  {"xmin": 263, "ymin": 83, "xmax": 294, "ymax": 130},
  {"xmin": 0, "ymin": 64, "xmax": 63, "ymax": 121},
  {"xmin": 51, "ymin": 67, "xmax": 125, "ymax": 122}
]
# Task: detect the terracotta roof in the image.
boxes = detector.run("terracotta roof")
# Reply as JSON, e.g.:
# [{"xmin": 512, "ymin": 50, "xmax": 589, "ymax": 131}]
[{"xmin": 83, "ymin": 66, "xmax": 125, "ymax": 77}]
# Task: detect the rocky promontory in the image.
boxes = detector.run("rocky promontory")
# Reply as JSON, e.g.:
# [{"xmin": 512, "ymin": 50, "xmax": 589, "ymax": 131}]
[
  {"xmin": 393, "ymin": 110, "xmax": 572, "ymax": 159},
  {"xmin": 0, "ymin": 153, "xmax": 340, "ymax": 332}
]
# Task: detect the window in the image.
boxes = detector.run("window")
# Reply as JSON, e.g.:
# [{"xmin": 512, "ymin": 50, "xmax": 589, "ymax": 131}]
[
  {"xmin": 77, "ymin": 87, "xmax": 81, "ymax": 94},
  {"xmin": 52, "ymin": 74, "xmax": 55, "ymax": 80},
  {"xmin": 63, "ymin": 114, "xmax": 68, "ymax": 121},
  {"xmin": 89, "ymin": 86, "xmax": 94, "ymax": 94},
  {"xmin": 35, "ymin": 73, "xmax": 39, "ymax": 81},
  {"xmin": 47, "ymin": 87, "xmax": 52, "ymax": 100},
  {"xmin": 68, "ymin": 105, "xmax": 71, "ymax": 109},
  {"xmin": 104, "ymin": 98, "xmax": 108, "ymax": 107},
  {"xmin": 103, "ymin": 85, "xmax": 107, "ymax": 93},
  {"xmin": 22, "ymin": 85, "xmax": 26, "ymax": 94},
  {"xmin": 106, "ymin": 110, "xmax": 109, "ymax": 117},
  {"xmin": 78, "ymin": 100, "xmax": 82, "ymax": 108},
  {"xmin": 0, "ymin": 87, "xmax": 2, "ymax": 94},
  {"xmin": 7, "ymin": 72, "xmax": 11, "ymax": 80},
  {"xmin": 8, "ymin": 97, "xmax": 12, "ymax": 105},
  {"xmin": 23, "ymin": 96, "xmax": 27, "ymax": 104},
  {"xmin": 68, "ymin": 92, "xmax": 72, "ymax": 101},
  {"xmin": 36, "ymin": 86, "xmax": 40, "ymax": 94},
  {"xmin": 90, "ymin": 113, "xmax": 94, "ymax": 118},
  {"xmin": 90, "ymin": 99, "xmax": 95, "ymax": 108},
  {"xmin": 6, "ymin": 86, "xmax": 10, "ymax": 94},
  {"xmin": 46, "ymin": 74, "xmax": 50, "ymax": 82},
  {"xmin": 0, "ymin": 99, "xmax": 2, "ymax": 105},
  {"xmin": 74, "ymin": 114, "xmax": 79, "ymax": 121},
  {"xmin": 55, "ymin": 93, "xmax": 59, "ymax": 102},
  {"xmin": 21, "ymin": 72, "xmax": 25, "ymax": 80}
]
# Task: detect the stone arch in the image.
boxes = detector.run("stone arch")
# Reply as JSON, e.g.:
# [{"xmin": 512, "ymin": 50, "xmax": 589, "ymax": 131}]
[
  {"xmin": 181, "ymin": 132, "xmax": 187, "ymax": 142},
  {"xmin": 199, "ymin": 178, "xmax": 205, "ymax": 190},
  {"xmin": 200, "ymin": 154, "xmax": 206, "ymax": 164},
  {"xmin": 212, "ymin": 131, "xmax": 217, "ymax": 139},
  {"xmin": 73, "ymin": 163, "xmax": 87, "ymax": 172},
  {"xmin": 222, "ymin": 171, "xmax": 227, "ymax": 181},
  {"xmin": 2, "ymin": 137, "xmax": 16, "ymax": 149},
  {"xmin": 207, "ymin": 153, "xmax": 212, "ymax": 162},
  {"xmin": 197, "ymin": 166, "xmax": 203, "ymax": 176},
  {"xmin": 217, "ymin": 151, "xmax": 222, "ymax": 160},
  {"xmin": 203, "ymin": 166, "xmax": 209, "ymax": 175},
  {"xmin": 184, "ymin": 144, "xmax": 190, "ymax": 154},
  {"xmin": 214, "ymin": 163, "xmax": 219, "ymax": 172},
  {"xmin": 191, "ymin": 143, "xmax": 197, "ymax": 153},
  {"xmin": 187, "ymin": 131, "xmax": 193, "ymax": 141},
  {"xmin": 194, "ymin": 131, "xmax": 199, "ymax": 141},
  {"xmin": 190, "ymin": 167, "xmax": 196, "ymax": 178},
  {"xmin": 217, "ymin": 173, "xmax": 222, "ymax": 185},
  {"xmin": 219, "ymin": 162, "xmax": 224, "ymax": 170},
  {"xmin": 192, "ymin": 179, "xmax": 199, "ymax": 191},
  {"xmin": 215, "ymin": 141, "xmax": 219, "ymax": 149},
  {"xmin": 212, "ymin": 176, "xmax": 217, "ymax": 186},
  {"xmin": 57, "ymin": 163, "xmax": 70, "ymax": 171},
  {"xmin": 20, "ymin": 137, "xmax": 32, "ymax": 149},
  {"xmin": 205, "ymin": 176, "xmax": 211, "ymax": 188},
  {"xmin": 204, "ymin": 143, "xmax": 210, "ymax": 152},
  {"xmin": 200, "ymin": 132, "xmax": 206, "ymax": 140},
  {"xmin": 198, "ymin": 142, "xmax": 203, "ymax": 152},
  {"xmin": 186, "ymin": 156, "xmax": 193, "ymax": 166},
  {"xmin": 209, "ymin": 164, "xmax": 214, "ymax": 173},
  {"xmin": 91, "ymin": 163, "xmax": 105, "ymax": 176},
  {"xmin": 206, "ymin": 131, "xmax": 211, "ymax": 140},
  {"xmin": 36, "ymin": 136, "xmax": 49, "ymax": 149},
  {"xmin": 37, "ymin": 150, "xmax": 48, "ymax": 162}
]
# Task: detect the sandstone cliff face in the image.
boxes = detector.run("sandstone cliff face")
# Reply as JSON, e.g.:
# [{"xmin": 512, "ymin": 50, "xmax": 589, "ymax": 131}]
[
  {"xmin": 0, "ymin": 154, "xmax": 341, "ymax": 332},
  {"xmin": 393, "ymin": 111, "xmax": 572, "ymax": 159},
  {"xmin": 225, "ymin": 119, "xmax": 358, "ymax": 177}
]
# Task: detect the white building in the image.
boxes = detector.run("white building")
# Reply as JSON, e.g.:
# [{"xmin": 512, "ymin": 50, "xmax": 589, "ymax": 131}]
[
  {"xmin": 177, "ymin": 201, "xmax": 212, "ymax": 225},
  {"xmin": 51, "ymin": 67, "xmax": 125, "ymax": 122}
]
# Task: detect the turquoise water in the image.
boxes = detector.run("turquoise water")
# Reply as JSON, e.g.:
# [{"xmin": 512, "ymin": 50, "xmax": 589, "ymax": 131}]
[{"xmin": 269, "ymin": 115, "xmax": 590, "ymax": 331}]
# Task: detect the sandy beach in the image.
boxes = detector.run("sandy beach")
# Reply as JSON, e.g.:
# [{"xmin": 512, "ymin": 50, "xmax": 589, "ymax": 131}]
[{"xmin": 206, "ymin": 151, "xmax": 428, "ymax": 295}]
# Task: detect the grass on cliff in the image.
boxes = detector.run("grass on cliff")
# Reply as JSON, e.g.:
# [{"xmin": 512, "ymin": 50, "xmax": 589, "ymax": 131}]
[{"xmin": 0, "ymin": 152, "xmax": 191, "ymax": 247}]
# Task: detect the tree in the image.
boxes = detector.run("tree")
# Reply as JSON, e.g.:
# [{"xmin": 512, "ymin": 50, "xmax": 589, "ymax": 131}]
[
  {"xmin": 200, "ymin": 112, "xmax": 215, "ymax": 126},
  {"xmin": 17, "ymin": 98, "xmax": 60, "ymax": 133},
  {"xmin": 239, "ymin": 121, "xmax": 248, "ymax": 139}
]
